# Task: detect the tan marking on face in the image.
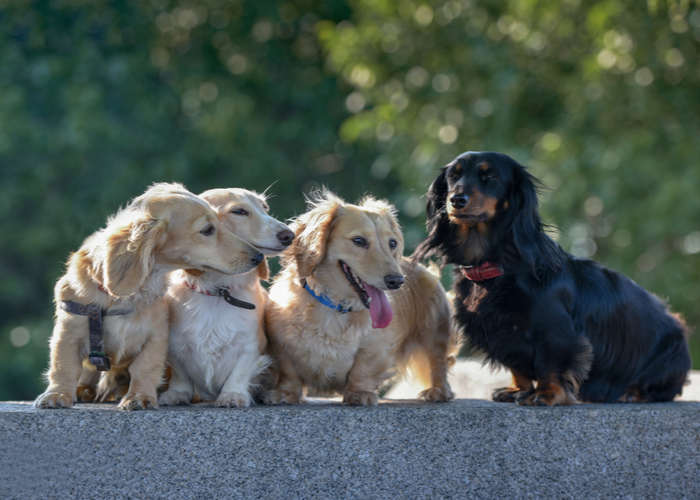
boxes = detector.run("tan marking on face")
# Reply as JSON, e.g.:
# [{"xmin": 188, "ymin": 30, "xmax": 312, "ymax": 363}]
[
  {"xmin": 480, "ymin": 162, "xmax": 490, "ymax": 172},
  {"xmin": 447, "ymin": 191, "xmax": 498, "ymax": 226}
]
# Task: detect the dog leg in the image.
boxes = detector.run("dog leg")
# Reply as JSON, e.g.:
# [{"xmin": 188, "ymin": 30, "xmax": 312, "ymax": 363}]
[
  {"xmin": 34, "ymin": 320, "xmax": 84, "ymax": 409},
  {"xmin": 119, "ymin": 314, "xmax": 168, "ymax": 411},
  {"xmin": 159, "ymin": 356, "xmax": 195, "ymax": 406},
  {"xmin": 262, "ymin": 342, "xmax": 303, "ymax": 405},
  {"xmin": 215, "ymin": 347, "xmax": 263, "ymax": 408},
  {"xmin": 520, "ymin": 314, "xmax": 592, "ymax": 406},
  {"xmin": 76, "ymin": 367, "xmax": 100, "ymax": 402},
  {"xmin": 343, "ymin": 347, "xmax": 394, "ymax": 406},
  {"xmin": 493, "ymin": 370, "xmax": 534, "ymax": 403},
  {"xmin": 417, "ymin": 332, "xmax": 456, "ymax": 402}
]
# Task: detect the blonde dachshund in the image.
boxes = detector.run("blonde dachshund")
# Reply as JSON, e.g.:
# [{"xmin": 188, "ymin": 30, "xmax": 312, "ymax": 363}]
[
  {"xmin": 263, "ymin": 190, "xmax": 460, "ymax": 406},
  {"xmin": 161, "ymin": 188, "xmax": 293, "ymax": 407},
  {"xmin": 34, "ymin": 183, "xmax": 262, "ymax": 411}
]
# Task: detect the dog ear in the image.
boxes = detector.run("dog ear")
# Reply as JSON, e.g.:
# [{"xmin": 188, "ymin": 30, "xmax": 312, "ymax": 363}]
[
  {"xmin": 292, "ymin": 205, "xmax": 339, "ymax": 279},
  {"xmin": 411, "ymin": 167, "xmax": 450, "ymax": 265},
  {"xmin": 507, "ymin": 160, "xmax": 559, "ymax": 276},
  {"xmin": 102, "ymin": 215, "xmax": 168, "ymax": 297},
  {"xmin": 257, "ymin": 257, "xmax": 269, "ymax": 281}
]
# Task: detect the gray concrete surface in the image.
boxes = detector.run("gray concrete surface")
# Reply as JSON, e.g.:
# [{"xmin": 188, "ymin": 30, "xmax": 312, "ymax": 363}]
[{"xmin": 2, "ymin": 397, "xmax": 700, "ymax": 500}]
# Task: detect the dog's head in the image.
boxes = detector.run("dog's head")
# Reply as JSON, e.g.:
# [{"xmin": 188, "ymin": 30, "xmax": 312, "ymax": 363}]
[
  {"xmin": 413, "ymin": 151, "xmax": 552, "ymax": 272},
  {"xmin": 287, "ymin": 189, "xmax": 404, "ymax": 328},
  {"xmin": 199, "ymin": 187, "xmax": 294, "ymax": 280},
  {"xmin": 94, "ymin": 183, "xmax": 262, "ymax": 297}
]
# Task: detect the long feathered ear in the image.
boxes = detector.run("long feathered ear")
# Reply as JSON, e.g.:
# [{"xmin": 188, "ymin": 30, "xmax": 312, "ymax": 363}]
[
  {"xmin": 291, "ymin": 203, "xmax": 339, "ymax": 279},
  {"xmin": 411, "ymin": 167, "xmax": 450, "ymax": 265},
  {"xmin": 102, "ymin": 215, "xmax": 168, "ymax": 297},
  {"xmin": 507, "ymin": 161, "xmax": 557, "ymax": 276},
  {"xmin": 257, "ymin": 257, "xmax": 269, "ymax": 281}
]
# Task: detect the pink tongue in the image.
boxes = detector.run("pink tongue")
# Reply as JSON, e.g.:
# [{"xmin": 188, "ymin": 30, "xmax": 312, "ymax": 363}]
[{"xmin": 364, "ymin": 283, "xmax": 393, "ymax": 329}]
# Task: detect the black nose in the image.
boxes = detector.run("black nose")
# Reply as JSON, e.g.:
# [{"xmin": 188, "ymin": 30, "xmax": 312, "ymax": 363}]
[
  {"xmin": 277, "ymin": 229, "xmax": 295, "ymax": 247},
  {"xmin": 384, "ymin": 274, "xmax": 404, "ymax": 290},
  {"xmin": 251, "ymin": 253, "xmax": 264, "ymax": 266},
  {"xmin": 450, "ymin": 193, "xmax": 469, "ymax": 209}
]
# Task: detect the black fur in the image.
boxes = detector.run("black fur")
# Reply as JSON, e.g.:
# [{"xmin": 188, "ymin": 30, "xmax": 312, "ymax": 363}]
[{"xmin": 412, "ymin": 151, "xmax": 691, "ymax": 404}]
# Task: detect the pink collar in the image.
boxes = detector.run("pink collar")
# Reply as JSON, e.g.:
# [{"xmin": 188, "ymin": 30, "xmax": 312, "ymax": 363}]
[
  {"xmin": 184, "ymin": 281, "xmax": 218, "ymax": 296},
  {"xmin": 461, "ymin": 262, "xmax": 503, "ymax": 281}
]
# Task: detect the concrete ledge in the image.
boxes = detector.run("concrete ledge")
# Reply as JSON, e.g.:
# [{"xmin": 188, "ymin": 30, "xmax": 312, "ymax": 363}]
[{"xmin": 2, "ymin": 399, "xmax": 699, "ymax": 499}]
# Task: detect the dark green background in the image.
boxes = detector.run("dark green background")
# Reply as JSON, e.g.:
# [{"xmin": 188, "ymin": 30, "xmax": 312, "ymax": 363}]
[{"xmin": 2, "ymin": 0, "xmax": 699, "ymax": 400}]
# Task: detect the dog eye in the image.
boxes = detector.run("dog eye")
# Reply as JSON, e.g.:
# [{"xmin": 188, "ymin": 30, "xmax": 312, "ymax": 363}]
[
  {"xmin": 200, "ymin": 225, "xmax": 216, "ymax": 236},
  {"xmin": 230, "ymin": 208, "xmax": 248, "ymax": 216},
  {"xmin": 389, "ymin": 239, "xmax": 397, "ymax": 249},
  {"xmin": 481, "ymin": 172, "xmax": 497, "ymax": 181},
  {"xmin": 352, "ymin": 237, "xmax": 368, "ymax": 248},
  {"xmin": 448, "ymin": 172, "xmax": 460, "ymax": 180}
]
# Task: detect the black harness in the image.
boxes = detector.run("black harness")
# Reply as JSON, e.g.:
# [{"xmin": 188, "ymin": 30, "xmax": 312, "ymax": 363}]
[{"xmin": 60, "ymin": 300, "xmax": 134, "ymax": 371}]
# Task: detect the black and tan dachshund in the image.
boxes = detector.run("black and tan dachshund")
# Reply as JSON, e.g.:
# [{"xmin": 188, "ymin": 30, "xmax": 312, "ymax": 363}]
[{"xmin": 412, "ymin": 151, "xmax": 691, "ymax": 405}]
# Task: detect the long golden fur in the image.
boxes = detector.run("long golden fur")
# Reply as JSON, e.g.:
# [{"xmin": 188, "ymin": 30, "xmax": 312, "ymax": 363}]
[
  {"xmin": 263, "ymin": 190, "xmax": 460, "ymax": 406},
  {"xmin": 34, "ymin": 183, "xmax": 262, "ymax": 411}
]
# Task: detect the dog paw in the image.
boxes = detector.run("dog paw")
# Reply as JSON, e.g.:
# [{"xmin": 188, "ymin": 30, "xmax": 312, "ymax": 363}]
[
  {"xmin": 343, "ymin": 390, "xmax": 378, "ymax": 406},
  {"xmin": 616, "ymin": 386, "xmax": 650, "ymax": 404},
  {"xmin": 492, "ymin": 387, "xmax": 533, "ymax": 403},
  {"xmin": 518, "ymin": 389, "xmax": 574, "ymax": 407},
  {"xmin": 216, "ymin": 391, "xmax": 251, "ymax": 408},
  {"xmin": 34, "ymin": 392, "xmax": 74, "ymax": 409},
  {"xmin": 76, "ymin": 384, "xmax": 96, "ymax": 403},
  {"xmin": 419, "ymin": 386, "xmax": 455, "ymax": 402},
  {"xmin": 118, "ymin": 393, "xmax": 157, "ymax": 411},
  {"xmin": 158, "ymin": 390, "xmax": 192, "ymax": 406},
  {"xmin": 262, "ymin": 389, "xmax": 300, "ymax": 405}
]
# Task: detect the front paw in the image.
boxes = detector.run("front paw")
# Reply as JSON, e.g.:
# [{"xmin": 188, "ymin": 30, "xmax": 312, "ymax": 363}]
[
  {"xmin": 343, "ymin": 390, "xmax": 378, "ymax": 406},
  {"xmin": 34, "ymin": 392, "xmax": 74, "ymax": 409},
  {"xmin": 262, "ymin": 389, "xmax": 300, "ymax": 405},
  {"xmin": 76, "ymin": 384, "xmax": 96, "ymax": 403},
  {"xmin": 492, "ymin": 387, "xmax": 533, "ymax": 403},
  {"xmin": 158, "ymin": 390, "xmax": 192, "ymax": 406},
  {"xmin": 518, "ymin": 388, "xmax": 575, "ymax": 406},
  {"xmin": 119, "ymin": 393, "xmax": 157, "ymax": 411},
  {"xmin": 419, "ymin": 385, "xmax": 455, "ymax": 402},
  {"xmin": 216, "ymin": 391, "xmax": 251, "ymax": 408}
]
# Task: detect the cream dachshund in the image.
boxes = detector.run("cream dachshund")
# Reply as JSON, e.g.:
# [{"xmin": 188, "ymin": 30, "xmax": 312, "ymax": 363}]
[
  {"xmin": 34, "ymin": 183, "xmax": 263, "ymax": 410},
  {"xmin": 160, "ymin": 188, "xmax": 294, "ymax": 407},
  {"xmin": 263, "ymin": 190, "xmax": 460, "ymax": 406}
]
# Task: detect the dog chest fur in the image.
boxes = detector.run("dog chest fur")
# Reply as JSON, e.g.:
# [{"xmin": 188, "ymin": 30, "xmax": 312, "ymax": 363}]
[{"xmin": 167, "ymin": 278, "xmax": 262, "ymax": 400}]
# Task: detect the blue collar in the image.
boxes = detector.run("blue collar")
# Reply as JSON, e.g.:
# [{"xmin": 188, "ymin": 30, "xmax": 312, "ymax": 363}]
[{"xmin": 303, "ymin": 282, "xmax": 352, "ymax": 314}]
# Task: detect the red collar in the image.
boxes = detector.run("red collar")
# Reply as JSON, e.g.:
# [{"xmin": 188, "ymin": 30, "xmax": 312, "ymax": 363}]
[{"xmin": 461, "ymin": 262, "xmax": 503, "ymax": 281}]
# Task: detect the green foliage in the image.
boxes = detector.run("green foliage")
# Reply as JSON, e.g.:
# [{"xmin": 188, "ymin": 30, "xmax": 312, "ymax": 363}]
[
  {"xmin": 1, "ymin": 0, "xmax": 698, "ymax": 400},
  {"xmin": 317, "ymin": 0, "xmax": 700, "ymax": 357}
]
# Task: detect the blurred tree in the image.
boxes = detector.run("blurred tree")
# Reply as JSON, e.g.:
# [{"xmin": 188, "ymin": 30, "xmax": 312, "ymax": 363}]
[
  {"xmin": 0, "ymin": 0, "xmax": 698, "ymax": 400},
  {"xmin": 317, "ymin": 0, "xmax": 700, "ymax": 356}
]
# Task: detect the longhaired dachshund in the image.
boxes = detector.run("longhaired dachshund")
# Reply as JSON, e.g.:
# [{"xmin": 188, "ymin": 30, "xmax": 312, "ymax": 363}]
[
  {"xmin": 263, "ymin": 190, "xmax": 459, "ymax": 406},
  {"xmin": 34, "ymin": 183, "xmax": 263, "ymax": 410},
  {"xmin": 412, "ymin": 151, "xmax": 691, "ymax": 405},
  {"xmin": 160, "ymin": 188, "xmax": 293, "ymax": 408}
]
